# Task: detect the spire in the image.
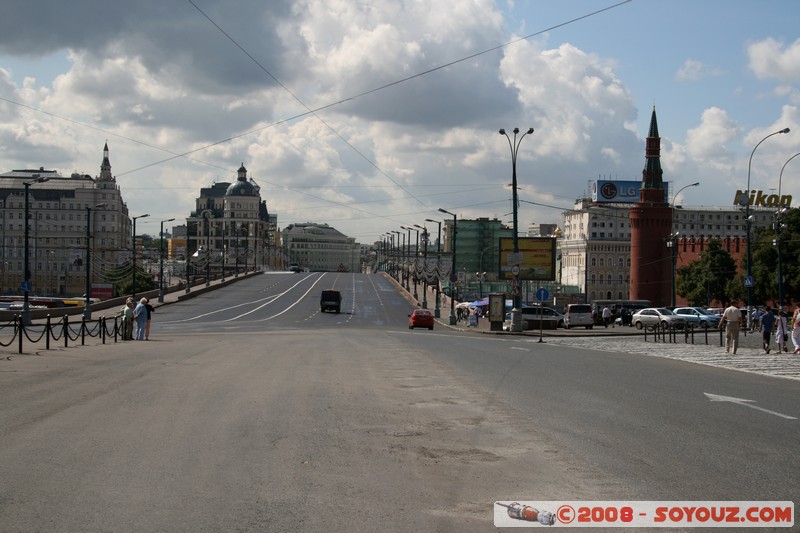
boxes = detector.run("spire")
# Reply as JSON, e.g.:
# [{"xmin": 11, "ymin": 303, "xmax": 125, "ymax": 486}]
[
  {"xmin": 642, "ymin": 106, "xmax": 663, "ymax": 189},
  {"xmin": 98, "ymin": 142, "xmax": 114, "ymax": 182}
]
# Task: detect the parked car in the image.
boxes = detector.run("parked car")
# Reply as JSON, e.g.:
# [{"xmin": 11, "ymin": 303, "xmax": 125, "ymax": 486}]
[
  {"xmin": 673, "ymin": 307, "xmax": 721, "ymax": 328},
  {"xmin": 564, "ymin": 303, "xmax": 593, "ymax": 329},
  {"xmin": 519, "ymin": 306, "xmax": 565, "ymax": 329},
  {"xmin": 631, "ymin": 307, "xmax": 687, "ymax": 329},
  {"xmin": 408, "ymin": 309, "xmax": 434, "ymax": 330}
]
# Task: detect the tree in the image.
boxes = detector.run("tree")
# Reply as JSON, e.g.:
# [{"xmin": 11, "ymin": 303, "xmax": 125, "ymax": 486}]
[
  {"xmin": 676, "ymin": 239, "xmax": 738, "ymax": 306},
  {"xmin": 748, "ymin": 207, "xmax": 800, "ymax": 308}
]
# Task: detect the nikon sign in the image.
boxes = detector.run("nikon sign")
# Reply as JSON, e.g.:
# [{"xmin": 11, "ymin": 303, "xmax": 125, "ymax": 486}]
[{"xmin": 734, "ymin": 189, "xmax": 792, "ymax": 208}]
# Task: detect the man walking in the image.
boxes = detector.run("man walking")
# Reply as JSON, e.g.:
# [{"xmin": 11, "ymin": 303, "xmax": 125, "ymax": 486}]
[
  {"xmin": 720, "ymin": 302, "xmax": 742, "ymax": 354},
  {"xmin": 760, "ymin": 305, "xmax": 775, "ymax": 354}
]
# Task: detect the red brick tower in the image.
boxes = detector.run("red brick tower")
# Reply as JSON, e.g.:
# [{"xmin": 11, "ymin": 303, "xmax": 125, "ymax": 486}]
[{"xmin": 629, "ymin": 107, "xmax": 672, "ymax": 306}]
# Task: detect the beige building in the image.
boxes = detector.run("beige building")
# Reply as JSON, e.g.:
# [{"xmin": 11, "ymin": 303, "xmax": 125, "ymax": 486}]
[
  {"xmin": 0, "ymin": 144, "xmax": 131, "ymax": 297},
  {"xmin": 282, "ymin": 222, "xmax": 359, "ymax": 272},
  {"xmin": 186, "ymin": 164, "xmax": 276, "ymax": 274}
]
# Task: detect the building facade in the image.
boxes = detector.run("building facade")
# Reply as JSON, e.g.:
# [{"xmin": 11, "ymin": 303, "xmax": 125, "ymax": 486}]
[
  {"xmin": 0, "ymin": 144, "xmax": 131, "ymax": 297},
  {"xmin": 186, "ymin": 164, "xmax": 274, "ymax": 275},
  {"xmin": 281, "ymin": 222, "xmax": 358, "ymax": 272}
]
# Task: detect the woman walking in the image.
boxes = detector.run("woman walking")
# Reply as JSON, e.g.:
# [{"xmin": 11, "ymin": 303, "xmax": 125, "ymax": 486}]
[
  {"xmin": 792, "ymin": 308, "xmax": 800, "ymax": 354},
  {"xmin": 776, "ymin": 309, "xmax": 788, "ymax": 353}
]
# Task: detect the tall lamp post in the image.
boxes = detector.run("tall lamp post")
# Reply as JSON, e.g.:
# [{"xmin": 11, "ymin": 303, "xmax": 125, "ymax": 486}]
[
  {"xmin": 158, "ymin": 218, "xmax": 175, "ymax": 303},
  {"xmin": 438, "ymin": 208, "xmax": 457, "ymax": 325},
  {"xmin": 403, "ymin": 226, "xmax": 419, "ymax": 301},
  {"xmin": 425, "ymin": 218, "xmax": 442, "ymax": 317},
  {"xmin": 776, "ymin": 152, "xmax": 800, "ymax": 309},
  {"xmin": 203, "ymin": 210, "xmax": 212, "ymax": 287},
  {"xmin": 131, "ymin": 213, "xmax": 150, "ymax": 300},
  {"xmin": 499, "ymin": 127, "xmax": 534, "ymax": 332},
  {"xmin": 670, "ymin": 182, "xmax": 699, "ymax": 307},
  {"xmin": 21, "ymin": 176, "xmax": 50, "ymax": 325},
  {"xmin": 392, "ymin": 230, "xmax": 402, "ymax": 283},
  {"xmin": 414, "ymin": 224, "xmax": 428, "ymax": 308},
  {"xmin": 84, "ymin": 203, "xmax": 107, "ymax": 319},
  {"xmin": 742, "ymin": 127, "xmax": 790, "ymax": 328}
]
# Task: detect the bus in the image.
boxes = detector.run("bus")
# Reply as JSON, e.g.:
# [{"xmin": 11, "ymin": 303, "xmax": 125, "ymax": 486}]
[{"xmin": 591, "ymin": 299, "xmax": 651, "ymax": 315}]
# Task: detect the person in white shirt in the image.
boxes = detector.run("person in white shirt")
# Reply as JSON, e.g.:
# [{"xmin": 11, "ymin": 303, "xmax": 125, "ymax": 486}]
[{"xmin": 719, "ymin": 303, "xmax": 742, "ymax": 354}]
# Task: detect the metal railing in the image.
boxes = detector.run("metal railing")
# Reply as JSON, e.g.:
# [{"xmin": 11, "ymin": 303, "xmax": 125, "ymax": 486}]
[
  {"xmin": 1, "ymin": 314, "xmax": 133, "ymax": 354},
  {"xmin": 642, "ymin": 323, "xmax": 723, "ymax": 346}
]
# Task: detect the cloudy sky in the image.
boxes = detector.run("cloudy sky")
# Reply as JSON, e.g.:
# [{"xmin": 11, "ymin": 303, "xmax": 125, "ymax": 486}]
[{"xmin": 1, "ymin": 0, "xmax": 798, "ymax": 243}]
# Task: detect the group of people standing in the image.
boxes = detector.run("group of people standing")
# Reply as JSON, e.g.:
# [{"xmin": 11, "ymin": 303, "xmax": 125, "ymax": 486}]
[
  {"xmin": 720, "ymin": 303, "xmax": 800, "ymax": 355},
  {"xmin": 121, "ymin": 297, "xmax": 155, "ymax": 341}
]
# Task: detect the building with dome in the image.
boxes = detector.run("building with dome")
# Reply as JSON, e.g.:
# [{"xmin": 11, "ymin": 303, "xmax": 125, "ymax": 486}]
[{"xmin": 186, "ymin": 164, "xmax": 278, "ymax": 276}]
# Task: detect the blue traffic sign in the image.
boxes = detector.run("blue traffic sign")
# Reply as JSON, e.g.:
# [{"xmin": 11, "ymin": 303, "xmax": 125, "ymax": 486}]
[
  {"xmin": 21, "ymin": 280, "xmax": 31, "ymax": 292},
  {"xmin": 743, "ymin": 276, "xmax": 754, "ymax": 288},
  {"xmin": 536, "ymin": 287, "xmax": 549, "ymax": 302}
]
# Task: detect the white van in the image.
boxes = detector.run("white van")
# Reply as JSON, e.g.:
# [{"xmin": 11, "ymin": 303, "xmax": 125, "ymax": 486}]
[{"xmin": 564, "ymin": 303, "xmax": 594, "ymax": 329}]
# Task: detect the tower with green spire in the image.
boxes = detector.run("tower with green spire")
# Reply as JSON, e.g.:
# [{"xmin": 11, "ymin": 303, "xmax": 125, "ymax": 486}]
[{"xmin": 628, "ymin": 106, "xmax": 673, "ymax": 306}]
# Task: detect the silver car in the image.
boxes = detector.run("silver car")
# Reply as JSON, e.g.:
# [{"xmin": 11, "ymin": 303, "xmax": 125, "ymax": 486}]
[
  {"xmin": 673, "ymin": 307, "xmax": 721, "ymax": 329},
  {"xmin": 631, "ymin": 307, "xmax": 687, "ymax": 329}
]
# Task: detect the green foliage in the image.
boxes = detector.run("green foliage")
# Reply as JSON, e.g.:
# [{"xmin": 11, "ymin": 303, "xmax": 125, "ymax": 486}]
[
  {"xmin": 748, "ymin": 207, "xmax": 800, "ymax": 307},
  {"xmin": 676, "ymin": 238, "xmax": 738, "ymax": 306}
]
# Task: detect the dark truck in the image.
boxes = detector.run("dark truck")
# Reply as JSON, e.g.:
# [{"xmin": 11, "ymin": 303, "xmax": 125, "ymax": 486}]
[{"xmin": 320, "ymin": 290, "xmax": 342, "ymax": 314}]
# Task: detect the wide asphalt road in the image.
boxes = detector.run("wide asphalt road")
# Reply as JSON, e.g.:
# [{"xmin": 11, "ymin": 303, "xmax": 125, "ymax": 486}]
[{"xmin": 1, "ymin": 272, "xmax": 797, "ymax": 531}]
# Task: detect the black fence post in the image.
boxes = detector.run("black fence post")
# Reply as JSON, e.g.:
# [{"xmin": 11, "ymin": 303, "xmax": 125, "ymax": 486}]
[
  {"xmin": 45, "ymin": 315, "xmax": 51, "ymax": 350},
  {"xmin": 63, "ymin": 315, "xmax": 69, "ymax": 348},
  {"xmin": 18, "ymin": 315, "xmax": 23, "ymax": 354},
  {"xmin": 81, "ymin": 316, "xmax": 86, "ymax": 346}
]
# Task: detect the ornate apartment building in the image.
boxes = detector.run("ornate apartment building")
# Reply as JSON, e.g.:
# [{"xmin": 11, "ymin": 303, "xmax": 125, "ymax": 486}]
[{"xmin": 0, "ymin": 143, "xmax": 131, "ymax": 296}]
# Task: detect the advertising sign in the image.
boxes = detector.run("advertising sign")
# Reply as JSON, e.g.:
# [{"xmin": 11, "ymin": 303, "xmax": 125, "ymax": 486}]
[
  {"xmin": 592, "ymin": 180, "xmax": 669, "ymax": 203},
  {"xmin": 498, "ymin": 237, "xmax": 556, "ymax": 281}
]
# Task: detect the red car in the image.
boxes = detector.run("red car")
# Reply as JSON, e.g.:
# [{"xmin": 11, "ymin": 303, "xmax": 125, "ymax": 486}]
[{"xmin": 408, "ymin": 309, "xmax": 434, "ymax": 330}]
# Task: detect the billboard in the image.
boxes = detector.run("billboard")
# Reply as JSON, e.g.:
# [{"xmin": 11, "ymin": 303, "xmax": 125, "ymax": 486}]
[
  {"xmin": 592, "ymin": 180, "xmax": 669, "ymax": 203},
  {"xmin": 498, "ymin": 237, "xmax": 556, "ymax": 281}
]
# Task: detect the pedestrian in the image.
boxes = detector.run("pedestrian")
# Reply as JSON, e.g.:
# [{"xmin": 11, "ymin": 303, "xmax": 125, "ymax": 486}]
[
  {"xmin": 776, "ymin": 309, "xmax": 788, "ymax": 353},
  {"xmin": 792, "ymin": 308, "xmax": 800, "ymax": 354},
  {"xmin": 144, "ymin": 298, "xmax": 155, "ymax": 340},
  {"xmin": 760, "ymin": 305, "xmax": 775, "ymax": 354},
  {"xmin": 602, "ymin": 306, "xmax": 612, "ymax": 328},
  {"xmin": 133, "ymin": 297, "xmax": 148, "ymax": 341},
  {"xmin": 121, "ymin": 297, "xmax": 134, "ymax": 340},
  {"xmin": 719, "ymin": 302, "xmax": 742, "ymax": 354}
]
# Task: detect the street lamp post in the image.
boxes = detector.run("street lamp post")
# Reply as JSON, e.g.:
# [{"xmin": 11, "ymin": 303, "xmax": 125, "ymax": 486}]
[
  {"xmin": 203, "ymin": 211, "xmax": 212, "ymax": 287},
  {"xmin": 158, "ymin": 218, "xmax": 175, "ymax": 303},
  {"xmin": 84, "ymin": 203, "xmax": 108, "ymax": 319},
  {"xmin": 425, "ymin": 218, "xmax": 442, "ymax": 317},
  {"xmin": 669, "ymin": 182, "xmax": 699, "ymax": 307},
  {"xmin": 743, "ymin": 127, "xmax": 790, "ymax": 328},
  {"xmin": 438, "ymin": 208, "xmax": 457, "ymax": 325},
  {"xmin": 414, "ymin": 224, "xmax": 428, "ymax": 308},
  {"xmin": 479, "ymin": 245, "xmax": 497, "ymax": 299},
  {"xmin": 131, "ymin": 213, "xmax": 150, "ymax": 300},
  {"xmin": 776, "ymin": 152, "xmax": 800, "ymax": 309},
  {"xmin": 392, "ymin": 230, "xmax": 406, "ymax": 287},
  {"xmin": 403, "ymin": 226, "xmax": 419, "ymax": 301},
  {"xmin": 499, "ymin": 127, "xmax": 534, "ymax": 332},
  {"xmin": 21, "ymin": 176, "xmax": 49, "ymax": 325}
]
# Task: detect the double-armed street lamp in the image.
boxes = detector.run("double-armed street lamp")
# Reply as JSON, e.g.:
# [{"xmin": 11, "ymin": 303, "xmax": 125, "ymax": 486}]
[
  {"xmin": 158, "ymin": 218, "xmax": 175, "ymax": 303},
  {"xmin": 776, "ymin": 152, "xmax": 800, "ymax": 309},
  {"xmin": 391, "ymin": 230, "xmax": 402, "ymax": 281},
  {"xmin": 84, "ymin": 203, "xmax": 108, "ymax": 319},
  {"xmin": 22, "ymin": 176, "xmax": 50, "ymax": 325},
  {"xmin": 499, "ymin": 127, "xmax": 534, "ymax": 332},
  {"xmin": 669, "ymin": 182, "xmax": 700, "ymax": 307},
  {"xmin": 403, "ymin": 226, "xmax": 420, "ymax": 301},
  {"xmin": 438, "ymin": 208, "xmax": 457, "ymax": 325},
  {"xmin": 414, "ymin": 224, "xmax": 428, "ymax": 307},
  {"xmin": 742, "ymin": 127, "xmax": 790, "ymax": 327},
  {"xmin": 131, "ymin": 213, "xmax": 150, "ymax": 300},
  {"xmin": 425, "ymin": 218, "xmax": 442, "ymax": 316}
]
